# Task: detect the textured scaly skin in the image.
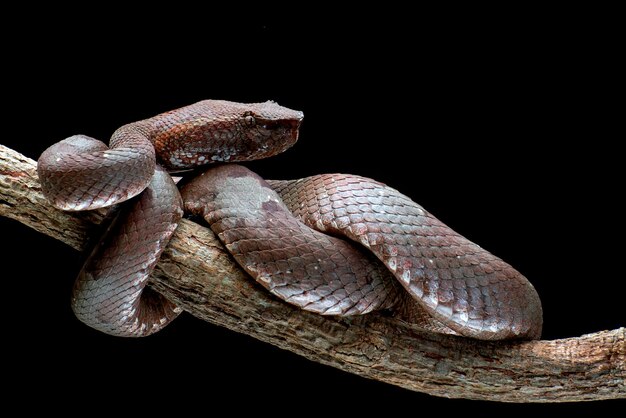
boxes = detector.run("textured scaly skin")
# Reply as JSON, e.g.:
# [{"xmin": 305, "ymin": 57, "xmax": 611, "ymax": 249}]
[
  {"xmin": 72, "ymin": 167, "xmax": 183, "ymax": 336},
  {"xmin": 38, "ymin": 100, "xmax": 303, "ymax": 336},
  {"xmin": 181, "ymin": 165, "xmax": 401, "ymax": 316},
  {"xmin": 269, "ymin": 175, "xmax": 542, "ymax": 340},
  {"xmin": 38, "ymin": 100, "xmax": 302, "ymax": 211},
  {"xmin": 37, "ymin": 100, "xmax": 543, "ymax": 340}
]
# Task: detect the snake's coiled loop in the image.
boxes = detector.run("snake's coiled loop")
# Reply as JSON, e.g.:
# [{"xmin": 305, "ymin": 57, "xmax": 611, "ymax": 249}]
[{"xmin": 37, "ymin": 100, "xmax": 542, "ymax": 340}]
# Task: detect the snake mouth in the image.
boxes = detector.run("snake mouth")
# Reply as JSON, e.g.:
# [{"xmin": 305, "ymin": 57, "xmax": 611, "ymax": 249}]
[
  {"xmin": 256, "ymin": 114, "xmax": 304, "ymax": 145},
  {"xmin": 260, "ymin": 111, "xmax": 303, "ymax": 129},
  {"xmin": 285, "ymin": 116, "xmax": 304, "ymax": 142}
]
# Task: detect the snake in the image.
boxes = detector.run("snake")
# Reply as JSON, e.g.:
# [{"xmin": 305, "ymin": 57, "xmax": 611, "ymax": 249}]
[{"xmin": 37, "ymin": 100, "xmax": 542, "ymax": 340}]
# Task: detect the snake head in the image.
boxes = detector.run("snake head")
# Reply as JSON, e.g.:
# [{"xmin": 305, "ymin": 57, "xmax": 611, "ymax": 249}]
[
  {"xmin": 241, "ymin": 100, "xmax": 304, "ymax": 154},
  {"xmin": 155, "ymin": 100, "xmax": 304, "ymax": 170}
]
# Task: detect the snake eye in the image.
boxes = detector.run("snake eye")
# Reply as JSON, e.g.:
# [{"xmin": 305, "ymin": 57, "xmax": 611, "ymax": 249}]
[{"xmin": 242, "ymin": 111, "xmax": 256, "ymax": 126}]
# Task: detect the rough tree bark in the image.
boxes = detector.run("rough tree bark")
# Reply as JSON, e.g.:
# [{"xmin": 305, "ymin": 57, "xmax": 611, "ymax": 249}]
[{"xmin": 1, "ymin": 144, "xmax": 624, "ymax": 403}]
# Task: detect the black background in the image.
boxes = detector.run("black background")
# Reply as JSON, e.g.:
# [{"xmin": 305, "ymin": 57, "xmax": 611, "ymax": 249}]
[{"xmin": 2, "ymin": 8, "xmax": 623, "ymax": 415}]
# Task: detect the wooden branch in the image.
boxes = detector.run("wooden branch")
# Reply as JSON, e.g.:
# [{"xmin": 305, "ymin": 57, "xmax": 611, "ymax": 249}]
[{"xmin": 1, "ymin": 144, "xmax": 624, "ymax": 403}]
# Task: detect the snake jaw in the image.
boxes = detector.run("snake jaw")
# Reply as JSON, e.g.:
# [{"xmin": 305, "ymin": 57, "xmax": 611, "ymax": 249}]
[
  {"xmin": 244, "ymin": 105, "xmax": 304, "ymax": 154},
  {"xmin": 238, "ymin": 120, "xmax": 301, "ymax": 160}
]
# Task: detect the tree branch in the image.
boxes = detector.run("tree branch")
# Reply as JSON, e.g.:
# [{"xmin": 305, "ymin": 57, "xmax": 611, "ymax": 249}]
[{"xmin": 1, "ymin": 144, "xmax": 624, "ymax": 403}]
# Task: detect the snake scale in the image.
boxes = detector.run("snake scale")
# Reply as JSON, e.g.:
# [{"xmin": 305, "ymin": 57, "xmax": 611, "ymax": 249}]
[{"xmin": 37, "ymin": 100, "xmax": 542, "ymax": 340}]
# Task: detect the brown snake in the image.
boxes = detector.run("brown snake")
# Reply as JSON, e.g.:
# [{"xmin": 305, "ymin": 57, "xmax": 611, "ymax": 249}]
[{"xmin": 37, "ymin": 100, "xmax": 542, "ymax": 340}]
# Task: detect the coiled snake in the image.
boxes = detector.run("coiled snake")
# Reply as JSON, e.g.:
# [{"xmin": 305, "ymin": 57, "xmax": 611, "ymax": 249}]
[{"xmin": 37, "ymin": 100, "xmax": 542, "ymax": 340}]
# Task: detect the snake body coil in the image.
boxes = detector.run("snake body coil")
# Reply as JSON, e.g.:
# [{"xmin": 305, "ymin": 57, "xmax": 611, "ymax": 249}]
[{"xmin": 37, "ymin": 100, "xmax": 542, "ymax": 340}]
